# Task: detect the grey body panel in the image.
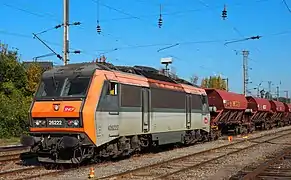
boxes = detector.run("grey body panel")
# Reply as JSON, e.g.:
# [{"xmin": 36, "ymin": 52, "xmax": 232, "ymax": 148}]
[
  {"xmin": 152, "ymin": 131, "xmax": 185, "ymax": 145},
  {"xmin": 94, "ymin": 80, "xmax": 210, "ymax": 147}
]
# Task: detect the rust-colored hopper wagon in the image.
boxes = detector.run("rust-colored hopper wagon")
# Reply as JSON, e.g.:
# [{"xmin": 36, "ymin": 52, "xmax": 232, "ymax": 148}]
[
  {"xmin": 283, "ymin": 103, "xmax": 291, "ymax": 126},
  {"xmin": 246, "ymin": 96, "xmax": 271, "ymax": 130},
  {"xmin": 205, "ymin": 88, "xmax": 249, "ymax": 135},
  {"xmin": 269, "ymin": 100, "xmax": 286, "ymax": 128}
]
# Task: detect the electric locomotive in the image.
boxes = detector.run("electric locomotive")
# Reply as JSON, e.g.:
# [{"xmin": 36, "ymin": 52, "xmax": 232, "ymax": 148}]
[{"xmin": 20, "ymin": 62, "xmax": 211, "ymax": 164}]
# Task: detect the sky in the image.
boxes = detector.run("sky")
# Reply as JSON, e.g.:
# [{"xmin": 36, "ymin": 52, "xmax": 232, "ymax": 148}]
[{"xmin": 0, "ymin": 0, "xmax": 291, "ymax": 96}]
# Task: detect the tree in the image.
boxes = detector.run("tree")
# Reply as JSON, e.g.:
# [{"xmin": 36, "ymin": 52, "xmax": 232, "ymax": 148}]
[
  {"xmin": 190, "ymin": 74, "xmax": 199, "ymax": 85},
  {"xmin": 277, "ymin": 97, "xmax": 291, "ymax": 103},
  {"xmin": 25, "ymin": 63, "xmax": 42, "ymax": 95},
  {"xmin": 0, "ymin": 45, "xmax": 32, "ymax": 138},
  {"xmin": 0, "ymin": 51, "xmax": 28, "ymax": 94},
  {"xmin": 200, "ymin": 75, "xmax": 227, "ymax": 90}
]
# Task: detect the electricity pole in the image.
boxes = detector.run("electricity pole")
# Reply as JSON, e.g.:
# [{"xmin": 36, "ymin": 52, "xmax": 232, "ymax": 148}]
[
  {"xmin": 284, "ymin": 90, "xmax": 289, "ymax": 103},
  {"xmin": 242, "ymin": 50, "xmax": 249, "ymax": 96},
  {"xmin": 268, "ymin": 81, "xmax": 272, "ymax": 100},
  {"xmin": 222, "ymin": 78, "xmax": 229, "ymax": 91},
  {"xmin": 276, "ymin": 86, "xmax": 279, "ymax": 101},
  {"xmin": 63, "ymin": 0, "xmax": 69, "ymax": 65}
]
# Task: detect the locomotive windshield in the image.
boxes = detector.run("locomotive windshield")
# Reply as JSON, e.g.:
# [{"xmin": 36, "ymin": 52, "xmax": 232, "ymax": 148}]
[{"xmin": 35, "ymin": 75, "xmax": 91, "ymax": 99}]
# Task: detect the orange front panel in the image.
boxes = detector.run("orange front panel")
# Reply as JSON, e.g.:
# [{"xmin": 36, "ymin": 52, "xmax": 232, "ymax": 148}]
[
  {"xmin": 30, "ymin": 71, "xmax": 106, "ymax": 145},
  {"xmin": 82, "ymin": 70, "xmax": 107, "ymax": 144},
  {"xmin": 31, "ymin": 101, "xmax": 82, "ymax": 117},
  {"xmin": 30, "ymin": 128, "xmax": 84, "ymax": 132}
]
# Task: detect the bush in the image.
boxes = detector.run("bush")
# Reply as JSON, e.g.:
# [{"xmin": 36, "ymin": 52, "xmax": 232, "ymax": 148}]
[
  {"xmin": 0, "ymin": 48, "xmax": 41, "ymax": 138},
  {"xmin": 0, "ymin": 89, "xmax": 31, "ymax": 138}
]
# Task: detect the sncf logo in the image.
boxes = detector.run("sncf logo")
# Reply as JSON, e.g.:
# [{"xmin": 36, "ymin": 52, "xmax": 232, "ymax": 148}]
[
  {"xmin": 53, "ymin": 104, "xmax": 60, "ymax": 111},
  {"xmin": 204, "ymin": 117, "xmax": 208, "ymax": 124},
  {"xmin": 64, "ymin": 106, "xmax": 75, "ymax": 112}
]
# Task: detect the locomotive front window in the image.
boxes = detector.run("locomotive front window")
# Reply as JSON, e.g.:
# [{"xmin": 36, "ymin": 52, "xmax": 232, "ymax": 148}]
[
  {"xmin": 62, "ymin": 76, "xmax": 91, "ymax": 97},
  {"xmin": 35, "ymin": 75, "xmax": 91, "ymax": 99},
  {"xmin": 35, "ymin": 77, "xmax": 64, "ymax": 98}
]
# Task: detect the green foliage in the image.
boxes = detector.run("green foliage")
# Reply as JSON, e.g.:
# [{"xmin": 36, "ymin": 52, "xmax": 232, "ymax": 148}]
[
  {"xmin": 0, "ymin": 53, "xmax": 28, "ymax": 93},
  {"xmin": 0, "ymin": 46, "xmax": 39, "ymax": 138},
  {"xmin": 26, "ymin": 63, "xmax": 42, "ymax": 95},
  {"xmin": 200, "ymin": 75, "xmax": 227, "ymax": 90}
]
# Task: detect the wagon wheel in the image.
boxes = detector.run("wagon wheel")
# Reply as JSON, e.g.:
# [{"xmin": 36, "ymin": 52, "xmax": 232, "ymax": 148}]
[
  {"xmin": 262, "ymin": 122, "xmax": 267, "ymax": 130},
  {"xmin": 234, "ymin": 126, "xmax": 241, "ymax": 135}
]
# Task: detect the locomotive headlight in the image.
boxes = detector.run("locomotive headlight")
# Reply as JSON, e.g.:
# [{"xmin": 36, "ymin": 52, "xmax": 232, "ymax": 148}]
[
  {"xmin": 67, "ymin": 120, "xmax": 73, "ymax": 126},
  {"xmin": 34, "ymin": 119, "xmax": 46, "ymax": 126},
  {"xmin": 73, "ymin": 120, "xmax": 79, "ymax": 126},
  {"xmin": 67, "ymin": 119, "xmax": 80, "ymax": 127},
  {"xmin": 35, "ymin": 120, "xmax": 40, "ymax": 126}
]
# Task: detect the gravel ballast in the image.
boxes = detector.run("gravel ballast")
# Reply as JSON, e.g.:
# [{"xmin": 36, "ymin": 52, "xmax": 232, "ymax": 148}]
[
  {"xmin": 169, "ymin": 133, "xmax": 291, "ymax": 180},
  {"xmin": 28, "ymin": 126, "xmax": 291, "ymax": 180}
]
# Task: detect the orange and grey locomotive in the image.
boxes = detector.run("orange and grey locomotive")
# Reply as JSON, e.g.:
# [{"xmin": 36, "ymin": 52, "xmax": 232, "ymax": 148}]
[{"xmin": 20, "ymin": 62, "xmax": 211, "ymax": 164}]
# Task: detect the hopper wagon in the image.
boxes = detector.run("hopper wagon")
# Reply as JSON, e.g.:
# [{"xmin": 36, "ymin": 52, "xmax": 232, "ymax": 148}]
[
  {"xmin": 246, "ymin": 96, "xmax": 271, "ymax": 130},
  {"xmin": 205, "ymin": 88, "xmax": 250, "ymax": 136},
  {"xmin": 283, "ymin": 103, "xmax": 291, "ymax": 126},
  {"xmin": 269, "ymin": 100, "xmax": 285, "ymax": 128}
]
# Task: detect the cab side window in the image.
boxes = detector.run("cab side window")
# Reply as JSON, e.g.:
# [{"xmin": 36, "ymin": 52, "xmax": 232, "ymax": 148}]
[
  {"xmin": 96, "ymin": 81, "xmax": 119, "ymax": 112},
  {"xmin": 201, "ymin": 95, "xmax": 209, "ymax": 113},
  {"xmin": 107, "ymin": 82, "xmax": 118, "ymax": 96}
]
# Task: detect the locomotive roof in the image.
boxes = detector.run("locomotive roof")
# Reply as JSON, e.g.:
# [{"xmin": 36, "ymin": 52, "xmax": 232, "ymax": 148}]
[{"xmin": 43, "ymin": 62, "xmax": 200, "ymax": 88}]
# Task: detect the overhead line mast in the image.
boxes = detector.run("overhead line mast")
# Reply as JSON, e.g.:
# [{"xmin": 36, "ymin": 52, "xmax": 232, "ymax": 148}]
[
  {"xmin": 63, "ymin": 0, "xmax": 69, "ymax": 65},
  {"xmin": 242, "ymin": 50, "xmax": 249, "ymax": 96}
]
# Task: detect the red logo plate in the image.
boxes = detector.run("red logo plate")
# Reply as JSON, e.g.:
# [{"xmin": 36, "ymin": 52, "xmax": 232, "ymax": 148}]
[
  {"xmin": 64, "ymin": 106, "xmax": 75, "ymax": 112},
  {"xmin": 204, "ymin": 117, "xmax": 208, "ymax": 124}
]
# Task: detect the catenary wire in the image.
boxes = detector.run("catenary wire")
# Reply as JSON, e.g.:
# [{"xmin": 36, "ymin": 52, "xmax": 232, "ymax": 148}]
[
  {"xmin": 282, "ymin": 0, "xmax": 291, "ymax": 13},
  {"xmin": 0, "ymin": 2, "xmax": 61, "ymax": 23},
  {"xmin": 99, "ymin": 0, "xmax": 273, "ymax": 22}
]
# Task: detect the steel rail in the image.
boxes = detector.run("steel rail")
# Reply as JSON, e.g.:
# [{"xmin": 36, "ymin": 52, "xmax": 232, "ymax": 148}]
[
  {"xmin": 241, "ymin": 147, "xmax": 291, "ymax": 180},
  {"xmin": 97, "ymin": 130, "xmax": 291, "ymax": 180},
  {"xmin": 0, "ymin": 153, "xmax": 21, "ymax": 163},
  {"xmin": 0, "ymin": 166, "xmax": 43, "ymax": 177},
  {"xmin": 3, "ymin": 128, "xmax": 291, "ymax": 180},
  {"xmin": 0, "ymin": 145, "xmax": 28, "ymax": 152}
]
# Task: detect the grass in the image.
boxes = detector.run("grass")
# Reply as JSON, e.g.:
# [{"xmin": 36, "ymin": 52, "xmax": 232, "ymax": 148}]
[{"xmin": 0, "ymin": 137, "xmax": 20, "ymax": 146}]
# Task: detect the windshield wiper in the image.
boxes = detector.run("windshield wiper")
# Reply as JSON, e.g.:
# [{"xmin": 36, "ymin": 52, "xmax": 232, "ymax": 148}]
[{"xmin": 51, "ymin": 73, "xmax": 57, "ymax": 90}]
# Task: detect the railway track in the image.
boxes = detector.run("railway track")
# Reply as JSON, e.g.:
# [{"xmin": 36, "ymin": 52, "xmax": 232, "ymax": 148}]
[
  {"xmin": 1, "ymin": 128, "xmax": 291, "ymax": 180},
  {"xmin": 0, "ymin": 145, "xmax": 28, "ymax": 153},
  {"xmin": 0, "ymin": 153, "xmax": 21, "ymax": 163},
  {"xmin": 97, "ymin": 129, "xmax": 291, "ymax": 180},
  {"xmin": 0, "ymin": 145, "xmax": 30, "ymax": 165},
  {"xmin": 230, "ymin": 146, "xmax": 291, "ymax": 180}
]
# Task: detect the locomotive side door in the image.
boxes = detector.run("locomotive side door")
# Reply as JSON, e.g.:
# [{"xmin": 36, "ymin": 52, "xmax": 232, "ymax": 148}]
[
  {"xmin": 107, "ymin": 81, "xmax": 120, "ymax": 137},
  {"xmin": 201, "ymin": 95, "xmax": 210, "ymax": 129},
  {"xmin": 186, "ymin": 94, "xmax": 192, "ymax": 129},
  {"xmin": 142, "ymin": 88, "xmax": 150, "ymax": 132}
]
